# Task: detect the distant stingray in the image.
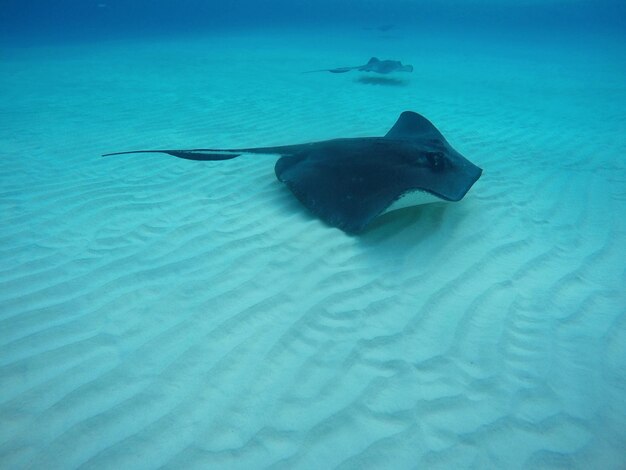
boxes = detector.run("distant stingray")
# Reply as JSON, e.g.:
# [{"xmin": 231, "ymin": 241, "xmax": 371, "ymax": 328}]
[
  {"xmin": 103, "ymin": 112, "xmax": 482, "ymax": 234},
  {"xmin": 305, "ymin": 57, "xmax": 413, "ymax": 74}
]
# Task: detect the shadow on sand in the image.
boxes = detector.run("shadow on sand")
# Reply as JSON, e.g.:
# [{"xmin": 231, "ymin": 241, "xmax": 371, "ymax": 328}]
[{"xmin": 356, "ymin": 76, "xmax": 409, "ymax": 87}]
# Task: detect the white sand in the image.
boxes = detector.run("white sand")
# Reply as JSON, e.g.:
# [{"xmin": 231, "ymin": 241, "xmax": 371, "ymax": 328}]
[{"xmin": 1, "ymin": 29, "xmax": 625, "ymax": 469}]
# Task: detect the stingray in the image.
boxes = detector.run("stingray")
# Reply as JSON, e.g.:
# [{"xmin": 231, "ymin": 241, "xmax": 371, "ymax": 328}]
[
  {"xmin": 305, "ymin": 57, "xmax": 413, "ymax": 74},
  {"xmin": 103, "ymin": 111, "xmax": 482, "ymax": 234}
]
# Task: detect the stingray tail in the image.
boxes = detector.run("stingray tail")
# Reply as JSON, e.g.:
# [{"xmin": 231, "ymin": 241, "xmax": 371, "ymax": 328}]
[
  {"xmin": 102, "ymin": 143, "xmax": 308, "ymax": 160},
  {"xmin": 101, "ymin": 149, "xmax": 242, "ymax": 161},
  {"xmin": 303, "ymin": 67, "xmax": 354, "ymax": 74}
]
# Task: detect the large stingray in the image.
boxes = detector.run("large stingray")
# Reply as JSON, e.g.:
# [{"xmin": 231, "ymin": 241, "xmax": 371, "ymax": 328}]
[
  {"xmin": 103, "ymin": 111, "xmax": 482, "ymax": 233},
  {"xmin": 305, "ymin": 57, "xmax": 413, "ymax": 74}
]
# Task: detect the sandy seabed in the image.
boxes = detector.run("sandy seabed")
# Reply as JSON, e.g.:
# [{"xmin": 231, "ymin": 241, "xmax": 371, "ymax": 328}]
[{"xmin": 1, "ymin": 28, "xmax": 625, "ymax": 469}]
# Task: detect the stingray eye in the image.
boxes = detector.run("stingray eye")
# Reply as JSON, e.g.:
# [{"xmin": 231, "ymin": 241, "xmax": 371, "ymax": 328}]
[{"xmin": 425, "ymin": 151, "xmax": 445, "ymax": 171}]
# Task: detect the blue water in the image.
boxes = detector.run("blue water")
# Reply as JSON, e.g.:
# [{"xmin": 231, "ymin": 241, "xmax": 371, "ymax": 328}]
[
  {"xmin": 1, "ymin": 1, "xmax": 625, "ymax": 469},
  {"xmin": 2, "ymin": 0, "xmax": 625, "ymax": 44}
]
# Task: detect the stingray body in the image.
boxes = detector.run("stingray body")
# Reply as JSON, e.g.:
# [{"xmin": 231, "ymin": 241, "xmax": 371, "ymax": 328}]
[
  {"xmin": 306, "ymin": 57, "xmax": 413, "ymax": 74},
  {"xmin": 103, "ymin": 112, "xmax": 482, "ymax": 233}
]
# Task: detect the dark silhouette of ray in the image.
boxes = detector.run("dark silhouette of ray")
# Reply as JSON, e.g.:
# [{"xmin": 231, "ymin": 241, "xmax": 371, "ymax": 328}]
[{"xmin": 103, "ymin": 112, "xmax": 482, "ymax": 233}]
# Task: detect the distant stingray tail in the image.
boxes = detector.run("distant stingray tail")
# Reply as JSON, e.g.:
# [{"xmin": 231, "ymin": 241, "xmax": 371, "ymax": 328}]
[{"xmin": 303, "ymin": 67, "xmax": 355, "ymax": 74}]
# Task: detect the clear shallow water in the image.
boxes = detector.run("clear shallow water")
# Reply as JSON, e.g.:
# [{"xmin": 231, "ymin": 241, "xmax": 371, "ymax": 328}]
[{"xmin": 1, "ymin": 1, "xmax": 625, "ymax": 469}]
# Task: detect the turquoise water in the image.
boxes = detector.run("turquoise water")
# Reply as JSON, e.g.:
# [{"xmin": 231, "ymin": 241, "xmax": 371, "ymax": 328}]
[{"xmin": 1, "ymin": 1, "xmax": 625, "ymax": 469}]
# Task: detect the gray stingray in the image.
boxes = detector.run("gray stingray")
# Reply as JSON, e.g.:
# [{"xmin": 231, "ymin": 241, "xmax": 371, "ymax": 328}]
[
  {"xmin": 305, "ymin": 57, "xmax": 413, "ymax": 74},
  {"xmin": 103, "ymin": 111, "xmax": 482, "ymax": 233}
]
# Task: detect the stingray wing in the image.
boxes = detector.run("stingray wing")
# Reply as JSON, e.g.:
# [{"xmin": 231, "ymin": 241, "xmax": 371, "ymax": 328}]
[
  {"xmin": 274, "ymin": 115, "xmax": 482, "ymax": 233},
  {"xmin": 275, "ymin": 155, "xmax": 404, "ymax": 233},
  {"xmin": 384, "ymin": 111, "xmax": 446, "ymax": 141},
  {"xmin": 274, "ymin": 138, "xmax": 457, "ymax": 233},
  {"xmin": 275, "ymin": 145, "xmax": 397, "ymax": 233}
]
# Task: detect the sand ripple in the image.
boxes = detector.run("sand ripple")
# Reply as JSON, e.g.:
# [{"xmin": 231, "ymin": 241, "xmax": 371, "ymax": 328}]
[{"xmin": 1, "ymin": 34, "xmax": 625, "ymax": 469}]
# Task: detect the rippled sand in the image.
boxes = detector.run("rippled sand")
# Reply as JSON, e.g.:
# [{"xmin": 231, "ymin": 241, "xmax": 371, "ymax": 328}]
[{"xmin": 1, "ymin": 31, "xmax": 625, "ymax": 468}]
